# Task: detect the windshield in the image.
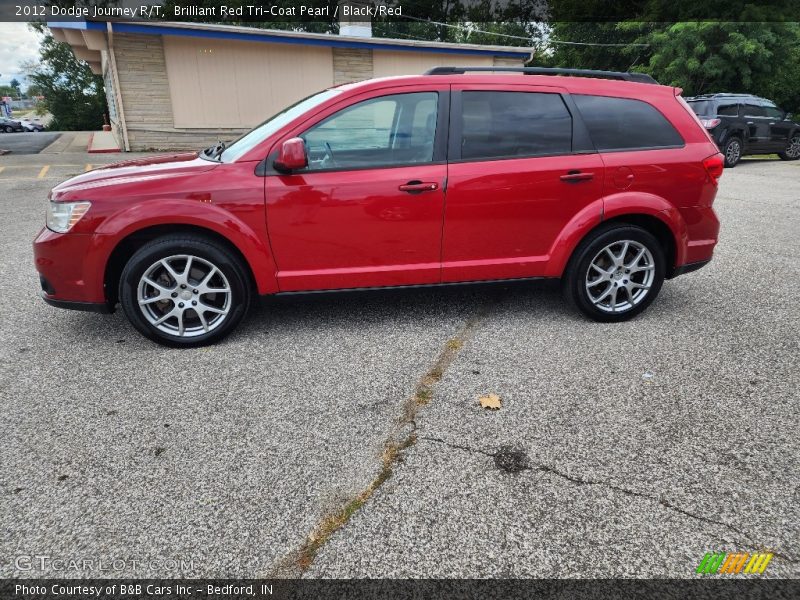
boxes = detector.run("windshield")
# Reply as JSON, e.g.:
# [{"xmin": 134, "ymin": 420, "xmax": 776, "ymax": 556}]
[
  {"xmin": 218, "ymin": 89, "xmax": 342, "ymax": 163},
  {"xmin": 686, "ymin": 100, "xmax": 713, "ymax": 116}
]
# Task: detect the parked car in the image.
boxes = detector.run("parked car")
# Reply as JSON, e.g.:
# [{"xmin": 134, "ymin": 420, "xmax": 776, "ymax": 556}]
[
  {"xmin": 34, "ymin": 67, "xmax": 724, "ymax": 347},
  {"xmin": 686, "ymin": 93, "xmax": 800, "ymax": 167},
  {"xmin": 0, "ymin": 117, "xmax": 24, "ymax": 133},
  {"xmin": 19, "ymin": 118, "xmax": 45, "ymax": 132}
]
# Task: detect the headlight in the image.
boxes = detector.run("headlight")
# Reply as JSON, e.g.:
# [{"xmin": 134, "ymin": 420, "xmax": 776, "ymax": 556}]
[{"xmin": 46, "ymin": 201, "xmax": 91, "ymax": 233}]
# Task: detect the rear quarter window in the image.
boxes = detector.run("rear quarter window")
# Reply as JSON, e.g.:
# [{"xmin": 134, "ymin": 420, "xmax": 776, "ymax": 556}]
[{"xmin": 574, "ymin": 95, "xmax": 684, "ymax": 152}]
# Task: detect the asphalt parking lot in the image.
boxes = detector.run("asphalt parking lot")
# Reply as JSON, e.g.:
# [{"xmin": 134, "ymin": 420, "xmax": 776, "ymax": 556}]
[
  {"xmin": 0, "ymin": 132, "xmax": 61, "ymax": 155},
  {"xmin": 0, "ymin": 152, "xmax": 798, "ymax": 578}
]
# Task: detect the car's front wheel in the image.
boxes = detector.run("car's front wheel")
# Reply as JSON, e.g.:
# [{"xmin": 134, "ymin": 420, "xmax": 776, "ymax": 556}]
[
  {"xmin": 563, "ymin": 224, "xmax": 666, "ymax": 322},
  {"xmin": 119, "ymin": 235, "xmax": 252, "ymax": 347},
  {"xmin": 778, "ymin": 134, "xmax": 800, "ymax": 161},
  {"xmin": 4, "ymin": 126, "xmax": 14, "ymax": 133},
  {"xmin": 723, "ymin": 136, "xmax": 742, "ymax": 167}
]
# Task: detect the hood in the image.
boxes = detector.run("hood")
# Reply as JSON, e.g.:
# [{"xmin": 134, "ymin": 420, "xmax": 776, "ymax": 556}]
[{"xmin": 52, "ymin": 152, "xmax": 219, "ymax": 195}]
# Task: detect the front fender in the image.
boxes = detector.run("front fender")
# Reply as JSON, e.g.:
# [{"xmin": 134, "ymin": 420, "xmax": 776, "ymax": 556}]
[{"xmin": 93, "ymin": 199, "xmax": 278, "ymax": 296}]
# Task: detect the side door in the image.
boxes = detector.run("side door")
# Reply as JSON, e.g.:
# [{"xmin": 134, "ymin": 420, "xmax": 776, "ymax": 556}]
[
  {"xmin": 765, "ymin": 105, "xmax": 792, "ymax": 149},
  {"xmin": 264, "ymin": 87, "xmax": 448, "ymax": 292},
  {"xmin": 442, "ymin": 84, "xmax": 604, "ymax": 282},
  {"xmin": 741, "ymin": 103, "xmax": 771, "ymax": 151}
]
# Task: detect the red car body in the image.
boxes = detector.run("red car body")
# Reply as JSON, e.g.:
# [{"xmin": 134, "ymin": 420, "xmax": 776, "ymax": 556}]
[{"xmin": 34, "ymin": 72, "xmax": 722, "ymax": 329}]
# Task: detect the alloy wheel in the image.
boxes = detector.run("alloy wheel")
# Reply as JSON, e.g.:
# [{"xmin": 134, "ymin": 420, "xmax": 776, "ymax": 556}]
[
  {"xmin": 585, "ymin": 240, "xmax": 656, "ymax": 313},
  {"xmin": 137, "ymin": 254, "xmax": 232, "ymax": 338},
  {"xmin": 726, "ymin": 139, "xmax": 741, "ymax": 165},
  {"xmin": 787, "ymin": 135, "xmax": 800, "ymax": 159}
]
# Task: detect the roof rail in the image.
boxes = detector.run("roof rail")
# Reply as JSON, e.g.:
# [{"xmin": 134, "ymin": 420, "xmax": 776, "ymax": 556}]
[{"xmin": 424, "ymin": 66, "xmax": 659, "ymax": 84}]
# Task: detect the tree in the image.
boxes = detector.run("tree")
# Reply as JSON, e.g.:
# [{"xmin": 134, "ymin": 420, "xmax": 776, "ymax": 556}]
[
  {"xmin": 9, "ymin": 78, "xmax": 22, "ymax": 97},
  {"xmin": 543, "ymin": 22, "xmax": 652, "ymax": 71},
  {"xmin": 25, "ymin": 23, "xmax": 107, "ymax": 130},
  {"xmin": 620, "ymin": 21, "xmax": 800, "ymax": 112}
]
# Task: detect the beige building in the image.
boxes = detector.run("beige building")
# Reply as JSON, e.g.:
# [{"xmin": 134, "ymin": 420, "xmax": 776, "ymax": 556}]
[{"xmin": 49, "ymin": 20, "xmax": 532, "ymax": 151}]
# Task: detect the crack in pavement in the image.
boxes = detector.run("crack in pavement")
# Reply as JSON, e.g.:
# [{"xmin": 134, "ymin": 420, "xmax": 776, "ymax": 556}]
[
  {"xmin": 267, "ymin": 302, "xmax": 497, "ymax": 577},
  {"xmin": 418, "ymin": 436, "xmax": 799, "ymax": 564}
]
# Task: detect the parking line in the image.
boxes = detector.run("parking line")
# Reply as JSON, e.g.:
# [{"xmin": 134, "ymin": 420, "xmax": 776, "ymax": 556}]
[
  {"xmin": 85, "ymin": 164, "xmax": 92, "ymax": 171},
  {"xmin": 0, "ymin": 166, "xmax": 4, "ymax": 175},
  {"xmin": 37, "ymin": 165, "xmax": 50, "ymax": 179}
]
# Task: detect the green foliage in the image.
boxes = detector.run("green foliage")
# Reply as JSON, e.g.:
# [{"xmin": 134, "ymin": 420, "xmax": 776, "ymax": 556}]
[
  {"xmin": 26, "ymin": 23, "xmax": 107, "ymax": 130},
  {"xmin": 621, "ymin": 21, "xmax": 800, "ymax": 112},
  {"xmin": 543, "ymin": 22, "xmax": 652, "ymax": 71},
  {"xmin": 547, "ymin": 18, "xmax": 800, "ymax": 114},
  {"xmin": 0, "ymin": 85, "xmax": 19, "ymax": 98}
]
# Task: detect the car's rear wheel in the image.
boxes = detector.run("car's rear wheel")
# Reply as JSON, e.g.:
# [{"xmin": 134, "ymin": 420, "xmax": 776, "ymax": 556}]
[
  {"xmin": 119, "ymin": 235, "xmax": 251, "ymax": 347},
  {"xmin": 563, "ymin": 224, "xmax": 666, "ymax": 322},
  {"xmin": 4, "ymin": 126, "xmax": 14, "ymax": 133},
  {"xmin": 723, "ymin": 136, "xmax": 742, "ymax": 167},
  {"xmin": 778, "ymin": 134, "xmax": 800, "ymax": 161}
]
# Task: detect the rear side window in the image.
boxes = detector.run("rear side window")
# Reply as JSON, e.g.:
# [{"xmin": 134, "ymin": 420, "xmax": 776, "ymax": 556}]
[
  {"xmin": 687, "ymin": 100, "xmax": 712, "ymax": 116},
  {"xmin": 717, "ymin": 103, "xmax": 740, "ymax": 116},
  {"xmin": 460, "ymin": 91, "xmax": 572, "ymax": 160},
  {"xmin": 574, "ymin": 95, "xmax": 684, "ymax": 151}
]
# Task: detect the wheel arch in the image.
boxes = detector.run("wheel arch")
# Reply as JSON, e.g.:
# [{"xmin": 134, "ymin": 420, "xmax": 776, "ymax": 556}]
[
  {"xmin": 554, "ymin": 210, "xmax": 684, "ymax": 280},
  {"xmin": 103, "ymin": 223, "xmax": 270, "ymax": 307}
]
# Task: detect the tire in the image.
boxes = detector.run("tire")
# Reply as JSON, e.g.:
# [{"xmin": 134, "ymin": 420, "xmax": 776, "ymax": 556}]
[
  {"xmin": 722, "ymin": 136, "xmax": 742, "ymax": 167},
  {"xmin": 4, "ymin": 126, "xmax": 13, "ymax": 133},
  {"xmin": 119, "ymin": 235, "xmax": 252, "ymax": 347},
  {"xmin": 778, "ymin": 133, "xmax": 800, "ymax": 161},
  {"xmin": 563, "ymin": 224, "xmax": 666, "ymax": 323}
]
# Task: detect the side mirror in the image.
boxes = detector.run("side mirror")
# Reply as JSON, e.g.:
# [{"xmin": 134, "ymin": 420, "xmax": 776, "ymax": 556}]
[
  {"xmin": 274, "ymin": 138, "xmax": 307, "ymax": 172},
  {"xmin": 785, "ymin": 112, "xmax": 793, "ymax": 121}
]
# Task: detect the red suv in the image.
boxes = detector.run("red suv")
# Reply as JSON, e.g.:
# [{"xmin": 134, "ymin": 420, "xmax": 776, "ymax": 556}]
[{"xmin": 34, "ymin": 67, "xmax": 723, "ymax": 347}]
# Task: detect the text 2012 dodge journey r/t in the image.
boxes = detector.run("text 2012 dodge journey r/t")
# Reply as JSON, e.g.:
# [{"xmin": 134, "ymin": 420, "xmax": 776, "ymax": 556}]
[{"xmin": 34, "ymin": 67, "xmax": 723, "ymax": 347}]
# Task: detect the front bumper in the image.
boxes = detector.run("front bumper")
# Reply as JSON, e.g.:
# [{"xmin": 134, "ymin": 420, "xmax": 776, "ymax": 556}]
[
  {"xmin": 41, "ymin": 293, "xmax": 112, "ymax": 313},
  {"xmin": 33, "ymin": 227, "xmax": 112, "ymax": 311}
]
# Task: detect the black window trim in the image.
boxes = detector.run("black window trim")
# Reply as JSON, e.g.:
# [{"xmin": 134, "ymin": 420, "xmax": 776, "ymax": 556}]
[
  {"xmin": 262, "ymin": 90, "xmax": 450, "ymax": 176},
  {"xmin": 448, "ymin": 89, "xmax": 594, "ymax": 164},
  {"xmin": 572, "ymin": 93, "xmax": 686, "ymax": 153}
]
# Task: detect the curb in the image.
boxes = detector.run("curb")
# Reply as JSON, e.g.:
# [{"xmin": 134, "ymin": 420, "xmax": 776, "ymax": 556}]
[{"xmin": 87, "ymin": 131, "xmax": 121, "ymax": 154}]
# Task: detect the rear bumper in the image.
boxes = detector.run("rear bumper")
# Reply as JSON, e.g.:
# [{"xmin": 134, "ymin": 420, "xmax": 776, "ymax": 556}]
[{"xmin": 669, "ymin": 259, "xmax": 711, "ymax": 279}]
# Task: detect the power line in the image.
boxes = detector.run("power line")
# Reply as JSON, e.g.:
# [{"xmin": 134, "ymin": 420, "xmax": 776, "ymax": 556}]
[{"xmin": 398, "ymin": 15, "xmax": 650, "ymax": 48}]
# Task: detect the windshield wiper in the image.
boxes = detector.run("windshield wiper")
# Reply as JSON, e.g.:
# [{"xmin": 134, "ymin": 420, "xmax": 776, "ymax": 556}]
[{"xmin": 201, "ymin": 141, "xmax": 226, "ymax": 162}]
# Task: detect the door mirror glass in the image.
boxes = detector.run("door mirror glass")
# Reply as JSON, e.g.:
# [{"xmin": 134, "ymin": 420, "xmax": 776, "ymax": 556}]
[
  {"xmin": 274, "ymin": 138, "xmax": 307, "ymax": 172},
  {"xmin": 785, "ymin": 112, "xmax": 793, "ymax": 121}
]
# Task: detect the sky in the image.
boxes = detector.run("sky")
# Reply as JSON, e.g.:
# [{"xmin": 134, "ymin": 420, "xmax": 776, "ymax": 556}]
[{"xmin": 0, "ymin": 23, "xmax": 43, "ymax": 87}]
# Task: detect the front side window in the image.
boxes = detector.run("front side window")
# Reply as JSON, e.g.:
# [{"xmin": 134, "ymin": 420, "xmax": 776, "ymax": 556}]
[
  {"xmin": 574, "ymin": 95, "xmax": 684, "ymax": 151},
  {"xmin": 301, "ymin": 92, "xmax": 438, "ymax": 170},
  {"xmin": 742, "ymin": 104, "xmax": 766, "ymax": 118},
  {"xmin": 764, "ymin": 106, "xmax": 784, "ymax": 119},
  {"xmin": 459, "ymin": 91, "xmax": 572, "ymax": 160}
]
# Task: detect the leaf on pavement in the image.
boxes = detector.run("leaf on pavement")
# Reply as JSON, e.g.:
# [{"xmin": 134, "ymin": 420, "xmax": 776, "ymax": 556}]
[{"xmin": 479, "ymin": 393, "xmax": 502, "ymax": 410}]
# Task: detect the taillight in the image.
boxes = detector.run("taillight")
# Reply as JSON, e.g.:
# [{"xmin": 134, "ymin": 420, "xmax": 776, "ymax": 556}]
[
  {"xmin": 700, "ymin": 118, "xmax": 721, "ymax": 129},
  {"xmin": 703, "ymin": 153, "xmax": 724, "ymax": 185}
]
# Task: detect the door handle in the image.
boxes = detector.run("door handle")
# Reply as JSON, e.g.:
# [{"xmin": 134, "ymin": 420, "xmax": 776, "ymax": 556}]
[
  {"xmin": 399, "ymin": 180, "xmax": 439, "ymax": 194},
  {"xmin": 560, "ymin": 171, "xmax": 595, "ymax": 183}
]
